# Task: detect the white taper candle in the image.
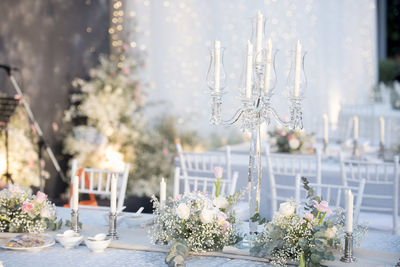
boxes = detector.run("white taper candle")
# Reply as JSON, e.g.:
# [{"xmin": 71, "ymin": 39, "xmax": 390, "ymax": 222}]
[
  {"xmin": 110, "ymin": 174, "xmax": 117, "ymax": 214},
  {"xmin": 72, "ymin": 175, "xmax": 79, "ymax": 211},
  {"xmin": 214, "ymin": 40, "xmax": 221, "ymax": 92},
  {"xmin": 160, "ymin": 177, "xmax": 166, "ymax": 206},
  {"xmin": 346, "ymin": 190, "xmax": 354, "ymax": 233},
  {"xmin": 264, "ymin": 38, "xmax": 272, "ymax": 95},
  {"xmin": 353, "ymin": 116, "xmax": 359, "ymax": 140},
  {"xmin": 379, "ymin": 116, "xmax": 385, "ymax": 144},
  {"xmin": 255, "ymin": 10, "xmax": 263, "ymax": 63},
  {"xmin": 294, "ymin": 40, "xmax": 302, "ymax": 97},
  {"xmin": 245, "ymin": 40, "xmax": 253, "ymax": 98},
  {"xmin": 323, "ymin": 114, "xmax": 329, "ymax": 144}
]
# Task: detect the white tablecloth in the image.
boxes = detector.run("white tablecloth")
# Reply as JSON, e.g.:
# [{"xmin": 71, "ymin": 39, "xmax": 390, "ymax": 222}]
[{"xmin": 1, "ymin": 208, "xmax": 400, "ymax": 267}]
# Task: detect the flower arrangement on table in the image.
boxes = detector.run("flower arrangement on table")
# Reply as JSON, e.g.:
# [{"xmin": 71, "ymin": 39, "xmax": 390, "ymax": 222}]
[
  {"xmin": 251, "ymin": 178, "xmax": 367, "ymax": 267},
  {"xmin": 150, "ymin": 167, "xmax": 242, "ymax": 266},
  {"xmin": 0, "ymin": 185, "xmax": 59, "ymax": 233},
  {"xmin": 268, "ymin": 127, "xmax": 315, "ymax": 154}
]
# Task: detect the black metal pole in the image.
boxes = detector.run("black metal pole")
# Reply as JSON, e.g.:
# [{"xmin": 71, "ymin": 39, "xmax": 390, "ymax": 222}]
[{"xmin": 3, "ymin": 125, "xmax": 14, "ymax": 184}]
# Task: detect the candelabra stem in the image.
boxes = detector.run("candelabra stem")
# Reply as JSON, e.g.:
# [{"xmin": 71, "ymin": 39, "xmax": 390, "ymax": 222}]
[
  {"xmin": 340, "ymin": 232, "xmax": 356, "ymax": 263},
  {"xmin": 249, "ymin": 120, "xmax": 262, "ymax": 233},
  {"xmin": 107, "ymin": 212, "xmax": 118, "ymax": 240},
  {"xmin": 71, "ymin": 210, "xmax": 79, "ymax": 233}
]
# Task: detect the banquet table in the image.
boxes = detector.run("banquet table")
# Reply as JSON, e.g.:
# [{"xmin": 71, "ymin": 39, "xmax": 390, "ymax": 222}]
[{"xmin": 1, "ymin": 208, "xmax": 400, "ymax": 267}]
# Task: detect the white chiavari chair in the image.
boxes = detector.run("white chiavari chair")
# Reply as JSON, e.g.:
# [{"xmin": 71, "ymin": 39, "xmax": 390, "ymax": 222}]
[
  {"xmin": 176, "ymin": 142, "xmax": 232, "ymax": 181},
  {"xmin": 173, "ymin": 167, "xmax": 238, "ymax": 198},
  {"xmin": 340, "ymin": 153, "xmax": 400, "ymax": 234},
  {"xmin": 68, "ymin": 159, "xmax": 130, "ymax": 211},
  {"xmin": 266, "ymin": 145, "xmax": 322, "ymax": 213},
  {"xmin": 295, "ymin": 175, "xmax": 366, "ymax": 224}
]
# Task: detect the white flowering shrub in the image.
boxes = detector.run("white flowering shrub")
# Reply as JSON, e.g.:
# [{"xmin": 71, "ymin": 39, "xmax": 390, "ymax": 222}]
[
  {"xmin": 150, "ymin": 191, "xmax": 241, "ymax": 253},
  {"xmin": 0, "ymin": 185, "xmax": 58, "ymax": 233}
]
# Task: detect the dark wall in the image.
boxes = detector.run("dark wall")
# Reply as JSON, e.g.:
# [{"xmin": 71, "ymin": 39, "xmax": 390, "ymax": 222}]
[{"xmin": 0, "ymin": 0, "xmax": 110, "ymax": 198}]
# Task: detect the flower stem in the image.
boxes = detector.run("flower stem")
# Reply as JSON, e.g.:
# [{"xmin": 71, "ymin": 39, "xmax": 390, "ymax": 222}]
[
  {"xmin": 317, "ymin": 212, "xmax": 326, "ymax": 226},
  {"xmin": 313, "ymin": 211, "xmax": 320, "ymax": 225},
  {"xmin": 299, "ymin": 252, "xmax": 305, "ymax": 267},
  {"xmin": 214, "ymin": 178, "xmax": 221, "ymax": 197}
]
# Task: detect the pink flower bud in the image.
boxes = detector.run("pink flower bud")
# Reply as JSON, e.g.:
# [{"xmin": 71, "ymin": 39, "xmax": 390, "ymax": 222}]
[
  {"xmin": 214, "ymin": 166, "xmax": 223, "ymax": 179},
  {"xmin": 22, "ymin": 202, "xmax": 34, "ymax": 213}
]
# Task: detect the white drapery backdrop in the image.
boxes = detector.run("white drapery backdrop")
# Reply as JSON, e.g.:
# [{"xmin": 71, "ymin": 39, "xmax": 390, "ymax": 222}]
[{"xmin": 126, "ymin": 0, "xmax": 377, "ymax": 137}]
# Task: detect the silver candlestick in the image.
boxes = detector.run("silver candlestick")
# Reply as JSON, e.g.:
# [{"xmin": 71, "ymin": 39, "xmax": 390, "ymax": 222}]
[
  {"xmin": 352, "ymin": 140, "xmax": 359, "ymax": 158},
  {"xmin": 340, "ymin": 232, "xmax": 356, "ymax": 263},
  {"xmin": 378, "ymin": 141, "xmax": 384, "ymax": 159},
  {"xmin": 207, "ymin": 36, "xmax": 306, "ymax": 233},
  {"xmin": 71, "ymin": 209, "xmax": 79, "ymax": 233},
  {"xmin": 107, "ymin": 212, "xmax": 118, "ymax": 240}
]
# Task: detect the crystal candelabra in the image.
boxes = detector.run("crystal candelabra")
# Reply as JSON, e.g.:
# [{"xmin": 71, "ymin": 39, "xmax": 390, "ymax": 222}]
[{"xmin": 207, "ymin": 15, "xmax": 306, "ymax": 233}]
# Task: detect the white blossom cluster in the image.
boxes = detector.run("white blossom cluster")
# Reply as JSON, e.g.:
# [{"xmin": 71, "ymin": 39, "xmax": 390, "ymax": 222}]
[
  {"xmin": 0, "ymin": 186, "xmax": 56, "ymax": 233},
  {"xmin": 149, "ymin": 192, "xmax": 239, "ymax": 252},
  {"xmin": 268, "ymin": 126, "xmax": 315, "ymax": 154}
]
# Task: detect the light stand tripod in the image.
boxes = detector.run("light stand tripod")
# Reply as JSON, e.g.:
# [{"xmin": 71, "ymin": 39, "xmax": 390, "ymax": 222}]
[
  {"xmin": 0, "ymin": 97, "xmax": 18, "ymax": 184},
  {"xmin": 0, "ymin": 65, "xmax": 67, "ymax": 191}
]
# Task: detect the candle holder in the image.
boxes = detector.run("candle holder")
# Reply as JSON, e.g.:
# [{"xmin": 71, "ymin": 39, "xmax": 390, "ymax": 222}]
[
  {"xmin": 340, "ymin": 232, "xmax": 356, "ymax": 263},
  {"xmin": 207, "ymin": 30, "xmax": 306, "ymax": 232},
  {"xmin": 323, "ymin": 140, "xmax": 328, "ymax": 155},
  {"xmin": 352, "ymin": 140, "xmax": 359, "ymax": 158},
  {"xmin": 107, "ymin": 212, "xmax": 118, "ymax": 240},
  {"xmin": 71, "ymin": 209, "xmax": 80, "ymax": 233},
  {"xmin": 378, "ymin": 142, "xmax": 384, "ymax": 159}
]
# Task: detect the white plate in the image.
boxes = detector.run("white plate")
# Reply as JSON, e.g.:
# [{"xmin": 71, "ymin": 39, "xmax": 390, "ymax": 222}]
[{"xmin": 0, "ymin": 234, "xmax": 55, "ymax": 252}]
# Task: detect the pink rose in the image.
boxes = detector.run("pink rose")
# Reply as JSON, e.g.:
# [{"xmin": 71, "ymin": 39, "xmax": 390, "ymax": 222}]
[
  {"xmin": 288, "ymin": 134, "xmax": 295, "ymax": 140},
  {"xmin": 123, "ymin": 67, "xmax": 130, "ymax": 75},
  {"xmin": 217, "ymin": 212, "xmax": 227, "ymax": 223},
  {"xmin": 221, "ymin": 221, "xmax": 232, "ymax": 234},
  {"xmin": 35, "ymin": 191, "xmax": 47, "ymax": 203},
  {"xmin": 304, "ymin": 212, "xmax": 314, "ymax": 221},
  {"xmin": 313, "ymin": 200, "xmax": 332, "ymax": 214},
  {"xmin": 22, "ymin": 202, "xmax": 34, "ymax": 213},
  {"xmin": 214, "ymin": 166, "xmax": 223, "ymax": 179}
]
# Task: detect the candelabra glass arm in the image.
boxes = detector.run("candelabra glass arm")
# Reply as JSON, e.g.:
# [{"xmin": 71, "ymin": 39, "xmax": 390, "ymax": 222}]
[
  {"xmin": 268, "ymin": 107, "xmax": 292, "ymax": 128},
  {"xmin": 220, "ymin": 108, "xmax": 245, "ymax": 125}
]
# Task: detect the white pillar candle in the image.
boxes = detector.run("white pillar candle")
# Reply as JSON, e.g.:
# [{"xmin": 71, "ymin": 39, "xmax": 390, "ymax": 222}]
[
  {"xmin": 245, "ymin": 40, "xmax": 253, "ymax": 98},
  {"xmin": 346, "ymin": 190, "xmax": 354, "ymax": 233},
  {"xmin": 214, "ymin": 40, "xmax": 221, "ymax": 92},
  {"xmin": 353, "ymin": 116, "xmax": 359, "ymax": 140},
  {"xmin": 72, "ymin": 175, "xmax": 79, "ymax": 211},
  {"xmin": 160, "ymin": 177, "xmax": 166, "ymax": 206},
  {"xmin": 294, "ymin": 40, "xmax": 302, "ymax": 97},
  {"xmin": 110, "ymin": 174, "xmax": 117, "ymax": 214},
  {"xmin": 255, "ymin": 10, "xmax": 263, "ymax": 63},
  {"xmin": 264, "ymin": 38, "xmax": 272, "ymax": 95},
  {"xmin": 323, "ymin": 114, "xmax": 329, "ymax": 144},
  {"xmin": 379, "ymin": 116, "xmax": 385, "ymax": 144}
]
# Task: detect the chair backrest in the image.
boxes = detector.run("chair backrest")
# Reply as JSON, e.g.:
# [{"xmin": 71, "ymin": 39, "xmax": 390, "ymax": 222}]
[
  {"xmin": 69, "ymin": 159, "xmax": 130, "ymax": 211},
  {"xmin": 176, "ymin": 143, "xmax": 232, "ymax": 180},
  {"xmin": 173, "ymin": 167, "xmax": 238, "ymax": 198},
  {"xmin": 340, "ymin": 153, "xmax": 399, "ymax": 233},
  {"xmin": 295, "ymin": 175, "xmax": 366, "ymax": 224},
  {"xmin": 266, "ymin": 145, "xmax": 322, "ymax": 213}
]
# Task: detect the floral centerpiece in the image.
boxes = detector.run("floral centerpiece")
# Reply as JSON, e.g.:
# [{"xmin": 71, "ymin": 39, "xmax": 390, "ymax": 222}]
[
  {"xmin": 150, "ymin": 167, "xmax": 242, "ymax": 265},
  {"xmin": 251, "ymin": 177, "xmax": 367, "ymax": 267},
  {"xmin": 0, "ymin": 185, "xmax": 59, "ymax": 233},
  {"xmin": 268, "ymin": 127, "xmax": 315, "ymax": 154}
]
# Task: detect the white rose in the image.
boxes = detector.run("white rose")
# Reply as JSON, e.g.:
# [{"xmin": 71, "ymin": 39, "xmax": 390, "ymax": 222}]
[
  {"xmin": 213, "ymin": 196, "xmax": 229, "ymax": 210},
  {"xmin": 288, "ymin": 138, "xmax": 300, "ymax": 150},
  {"xmin": 325, "ymin": 226, "xmax": 337, "ymax": 239},
  {"xmin": 279, "ymin": 202, "xmax": 295, "ymax": 217},
  {"xmin": 176, "ymin": 203, "xmax": 190, "ymax": 220},
  {"xmin": 40, "ymin": 207, "xmax": 51, "ymax": 218},
  {"xmin": 199, "ymin": 209, "xmax": 215, "ymax": 224}
]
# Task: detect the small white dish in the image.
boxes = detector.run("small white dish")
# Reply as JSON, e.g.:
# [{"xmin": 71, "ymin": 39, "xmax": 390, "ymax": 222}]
[
  {"xmin": 56, "ymin": 230, "xmax": 83, "ymax": 249},
  {"xmin": 85, "ymin": 234, "xmax": 111, "ymax": 253}
]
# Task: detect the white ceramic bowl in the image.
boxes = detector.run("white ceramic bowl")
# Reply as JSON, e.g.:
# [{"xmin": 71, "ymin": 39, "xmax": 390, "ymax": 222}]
[
  {"xmin": 124, "ymin": 214, "xmax": 147, "ymax": 228},
  {"xmin": 85, "ymin": 238, "xmax": 111, "ymax": 253},
  {"xmin": 56, "ymin": 233, "xmax": 83, "ymax": 249}
]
